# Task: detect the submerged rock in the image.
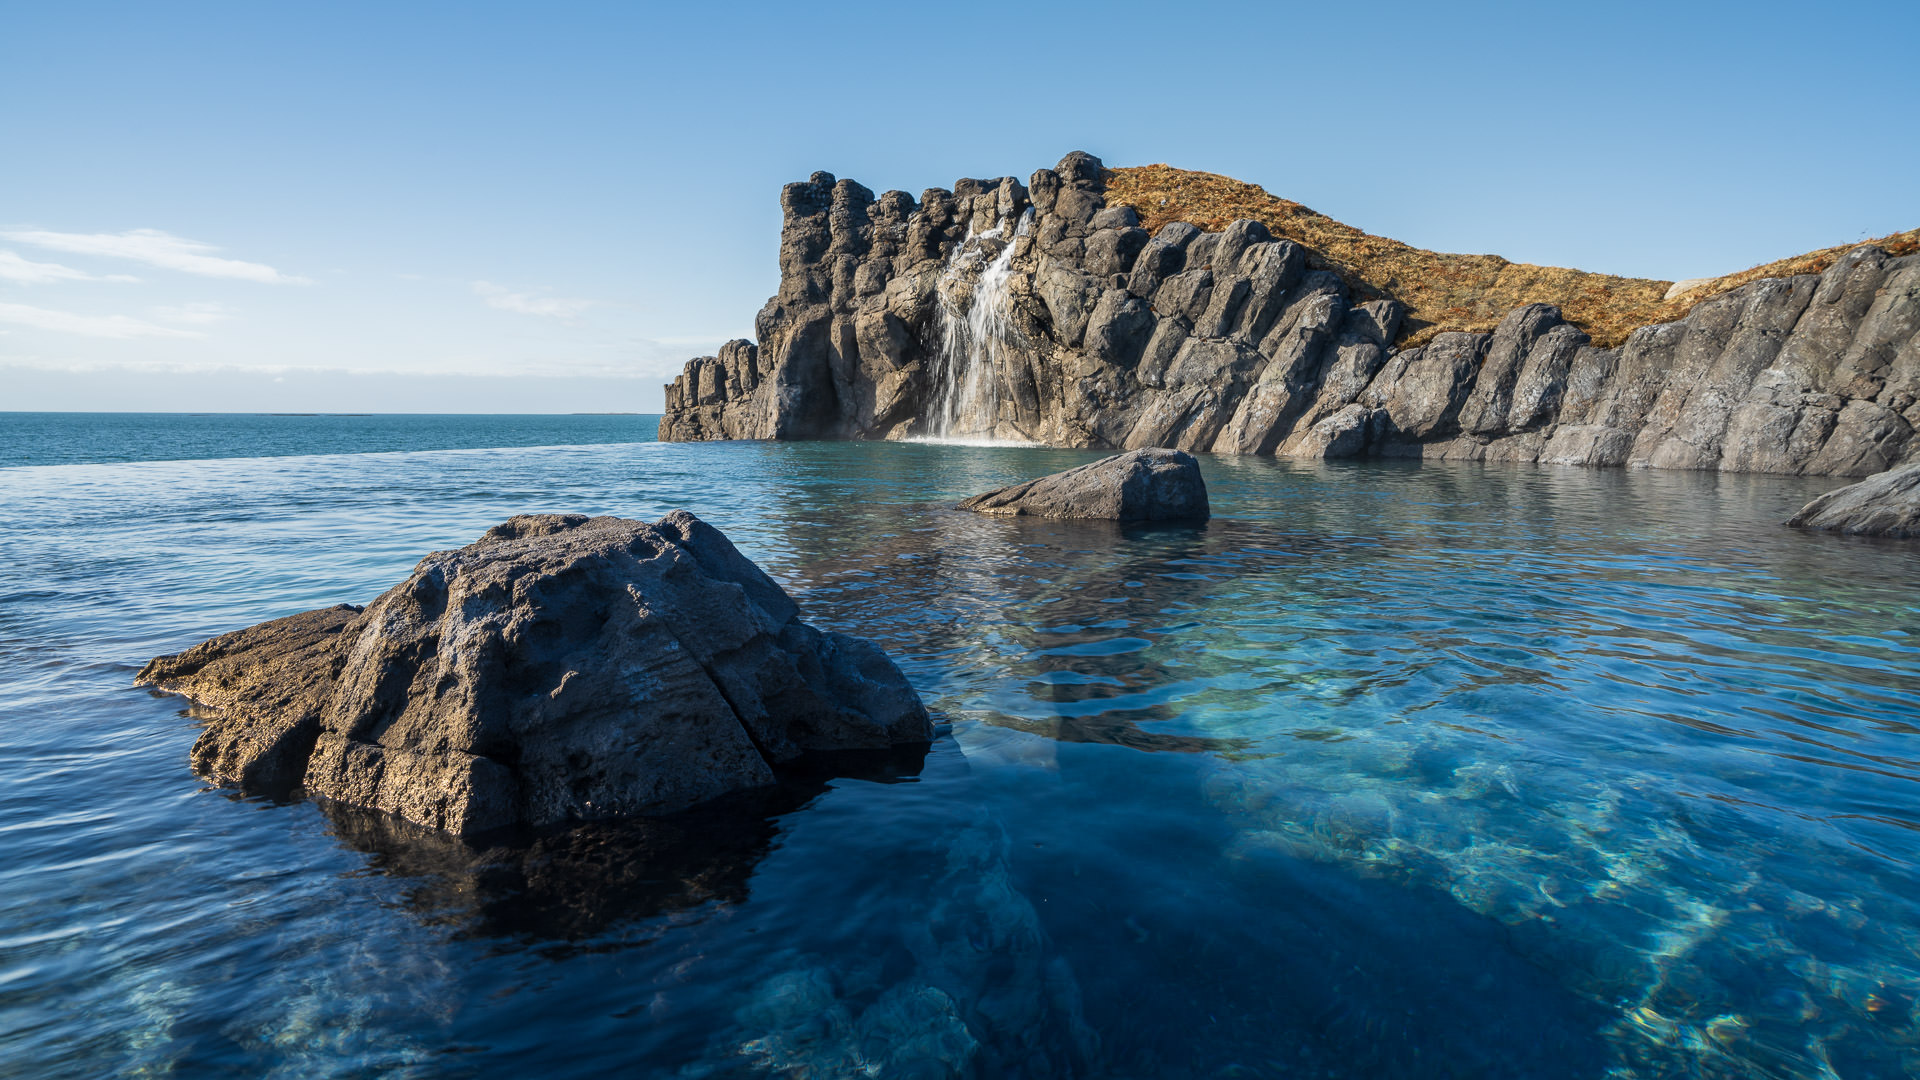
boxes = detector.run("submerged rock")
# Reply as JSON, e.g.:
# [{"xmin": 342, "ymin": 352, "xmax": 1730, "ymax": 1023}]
[
  {"xmin": 957, "ymin": 447, "xmax": 1209, "ymax": 521},
  {"xmin": 1787, "ymin": 461, "xmax": 1920, "ymax": 537},
  {"xmin": 139, "ymin": 511, "xmax": 933, "ymax": 835}
]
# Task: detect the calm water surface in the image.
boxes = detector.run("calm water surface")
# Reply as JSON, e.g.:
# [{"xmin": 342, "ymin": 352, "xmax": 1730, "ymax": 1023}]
[
  {"xmin": 3, "ymin": 415, "xmax": 1919, "ymax": 1078},
  {"xmin": 0, "ymin": 412, "xmax": 660, "ymax": 467}
]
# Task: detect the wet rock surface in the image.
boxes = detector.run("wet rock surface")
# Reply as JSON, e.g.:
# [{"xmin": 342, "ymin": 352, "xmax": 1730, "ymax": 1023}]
[
  {"xmin": 662, "ymin": 152, "xmax": 1920, "ymax": 479},
  {"xmin": 139, "ymin": 511, "xmax": 933, "ymax": 834},
  {"xmin": 957, "ymin": 447, "xmax": 1209, "ymax": 521},
  {"xmin": 1788, "ymin": 460, "xmax": 1920, "ymax": 536}
]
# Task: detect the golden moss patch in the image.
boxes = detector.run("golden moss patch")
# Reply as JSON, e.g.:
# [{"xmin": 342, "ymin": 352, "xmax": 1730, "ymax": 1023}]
[{"xmin": 1104, "ymin": 163, "xmax": 1915, "ymax": 349}]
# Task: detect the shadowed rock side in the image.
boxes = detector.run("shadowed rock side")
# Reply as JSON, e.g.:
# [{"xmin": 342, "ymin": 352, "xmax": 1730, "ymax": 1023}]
[
  {"xmin": 958, "ymin": 448, "xmax": 1209, "ymax": 521},
  {"xmin": 316, "ymin": 784, "xmax": 811, "ymax": 941},
  {"xmin": 138, "ymin": 511, "xmax": 933, "ymax": 835},
  {"xmin": 1788, "ymin": 460, "xmax": 1920, "ymax": 537},
  {"xmin": 661, "ymin": 152, "xmax": 1920, "ymax": 479}
]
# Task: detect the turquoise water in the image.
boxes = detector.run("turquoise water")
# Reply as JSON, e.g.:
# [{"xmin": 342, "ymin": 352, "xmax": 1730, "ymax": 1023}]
[{"xmin": 3, "ymin": 414, "xmax": 1919, "ymax": 1078}]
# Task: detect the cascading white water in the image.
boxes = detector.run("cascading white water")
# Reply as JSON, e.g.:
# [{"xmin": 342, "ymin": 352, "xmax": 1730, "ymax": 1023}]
[{"xmin": 921, "ymin": 209, "xmax": 1034, "ymax": 443}]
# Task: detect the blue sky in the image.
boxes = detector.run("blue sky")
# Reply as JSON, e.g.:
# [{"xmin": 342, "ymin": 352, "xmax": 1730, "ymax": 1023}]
[{"xmin": 3, "ymin": 0, "xmax": 1915, "ymax": 413}]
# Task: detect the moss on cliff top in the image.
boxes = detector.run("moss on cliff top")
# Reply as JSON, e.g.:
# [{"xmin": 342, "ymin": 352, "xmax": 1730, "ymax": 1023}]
[{"xmin": 1105, "ymin": 163, "xmax": 1917, "ymax": 349}]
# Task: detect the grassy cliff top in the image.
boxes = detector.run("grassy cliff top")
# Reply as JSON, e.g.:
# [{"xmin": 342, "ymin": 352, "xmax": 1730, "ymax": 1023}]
[{"xmin": 1105, "ymin": 163, "xmax": 1918, "ymax": 348}]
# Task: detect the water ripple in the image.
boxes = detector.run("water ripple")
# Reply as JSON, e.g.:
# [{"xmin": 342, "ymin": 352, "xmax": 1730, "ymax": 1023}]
[{"xmin": 2, "ymin": 429, "xmax": 1919, "ymax": 1077}]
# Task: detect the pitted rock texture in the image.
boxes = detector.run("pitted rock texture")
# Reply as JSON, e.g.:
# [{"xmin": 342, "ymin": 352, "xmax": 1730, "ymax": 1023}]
[
  {"xmin": 1787, "ymin": 461, "xmax": 1920, "ymax": 537},
  {"xmin": 661, "ymin": 152, "xmax": 1920, "ymax": 479},
  {"xmin": 138, "ymin": 511, "xmax": 933, "ymax": 835},
  {"xmin": 138, "ymin": 604, "xmax": 363, "ymax": 796},
  {"xmin": 958, "ymin": 448, "xmax": 1210, "ymax": 522}
]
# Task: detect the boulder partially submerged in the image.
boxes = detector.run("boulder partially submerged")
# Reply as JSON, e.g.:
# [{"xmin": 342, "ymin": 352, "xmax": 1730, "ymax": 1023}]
[
  {"xmin": 139, "ymin": 511, "xmax": 933, "ymax": 835},
  {"xmin": 1787, "ymin": 461, "xmax": 1920, "ymax": 537},
  {"xmin": 957, "ymin": 447, "xmax": 1210, "ymax": 521}
]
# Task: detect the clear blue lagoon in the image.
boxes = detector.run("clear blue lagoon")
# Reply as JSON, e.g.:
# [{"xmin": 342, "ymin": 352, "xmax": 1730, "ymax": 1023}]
[{"xmin": 3, "ymin": 413, "xmax": 1918, "ymax": 1078}]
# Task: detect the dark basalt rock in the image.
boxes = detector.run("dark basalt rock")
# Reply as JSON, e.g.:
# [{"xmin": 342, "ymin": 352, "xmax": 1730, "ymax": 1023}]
[
  {"xmin": 139, "ymin": 511, "xmax": 933, "ymax": 835},
  {"xmin": 957, "ymin": 447, "xmax": 1210, "ymax": 522},
  {"xmin": 1787, "ymin": 461, "xmax": 1920, "ymax": 537},
  {"xmin": 661, "ymin": 152, "xmax": 1920, "ymax": 480}
]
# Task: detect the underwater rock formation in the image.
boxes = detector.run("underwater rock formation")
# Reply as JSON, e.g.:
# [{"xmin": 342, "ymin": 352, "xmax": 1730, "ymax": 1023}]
[
  {"xmin": 661, "ymin": 153, "xmax": 1919, "ymax": 479},
  {"xmin": 139, "ymin": 511, "xmax": 932, "ymax": 835},
  {"xmin": 1788, "ymin": 460, "xmax": 1920, "ymax": 536},
  {"xmin": 686, "ymin": 812, "xmax": 1099, "ymax": 1079},
  {"xmin": 958, "ymin": 447, "xmax": 1209, "ymax": 521}
]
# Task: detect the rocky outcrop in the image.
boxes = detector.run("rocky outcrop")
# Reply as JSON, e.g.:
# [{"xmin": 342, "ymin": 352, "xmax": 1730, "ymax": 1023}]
[
  {"xmin": 661, "ymin": 153, "xmax": 1920, "ymax": 479},
  {"xmin": 141, "ymin": 603, "xmax": 363, "ymax": 796},
  {"xmin": 957, "ymin": 448, "xmax": 1209, "ymax": 521},
  {"xmin": 1787, "ymin": 461, "xmax": 1920, "ymax": 536},
  {"xmin": 139, "ymin": 511, "xmax": 933, "ymax": 835}
]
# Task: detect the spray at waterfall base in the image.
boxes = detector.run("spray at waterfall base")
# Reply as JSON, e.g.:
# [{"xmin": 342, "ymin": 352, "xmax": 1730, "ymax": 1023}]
[{"xmin": 910, "ymin": 209, "xmax": 1038, "ymax": 446}]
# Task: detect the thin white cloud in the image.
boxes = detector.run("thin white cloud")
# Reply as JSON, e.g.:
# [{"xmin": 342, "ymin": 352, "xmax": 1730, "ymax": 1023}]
[
  {"xmin": 151, "ymin": 301, "xmax": 233, "ymax": 325},
  {"xmin": 473, "ymin": 280, "xmax": 594, "ymax": 319},
  {"xmin": 0, "ymin": 301, "xmax": 205, "ymax": 339},
  {"xmin": 1, "ymin": 228, "xmax": 307, "ymax": 284},
  {"xmin": 0, "ymin": 250, "xmax": 139, "ymax": 284}
]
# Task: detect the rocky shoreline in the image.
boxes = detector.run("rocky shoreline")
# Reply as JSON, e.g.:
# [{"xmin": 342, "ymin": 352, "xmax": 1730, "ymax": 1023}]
[{"xmin": 660, "ymin": 153, "xmax": 1918, "ymax": 481}]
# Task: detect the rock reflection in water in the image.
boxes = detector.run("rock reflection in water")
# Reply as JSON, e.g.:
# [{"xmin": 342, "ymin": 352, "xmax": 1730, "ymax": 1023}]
[
  {"xmin": 750, "ymin": 460, "xmax": 1920, "ymax": 1080},
  {"xmin": 317, "ymin": 745, "xmax": 933, "ymax": 944},
  {"xmin": 319, "ymin": 740, "xmax": 1100, "ymax": 1077},
  {"xmin": 318, "ymin": 786, "xmax": 809, "ymax": 944}
]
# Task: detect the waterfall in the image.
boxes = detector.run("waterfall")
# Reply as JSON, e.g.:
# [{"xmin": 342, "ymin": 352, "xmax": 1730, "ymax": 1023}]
[{"xmin": 921, "ymin": 209, "xmax": 1034, "ymax": 444}]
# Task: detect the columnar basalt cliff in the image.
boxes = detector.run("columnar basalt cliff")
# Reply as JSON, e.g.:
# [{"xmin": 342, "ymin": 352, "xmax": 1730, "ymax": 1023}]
[{"xmin": 661, "ymin": 153, "xmax": 1920, "ymax": 478}]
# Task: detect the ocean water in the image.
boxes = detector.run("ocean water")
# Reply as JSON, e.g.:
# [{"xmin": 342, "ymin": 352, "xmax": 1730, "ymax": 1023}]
[
  {"xmin": 0, "ymin": 412, "xmax": 660, "ymax": 467},
  {"xmin": 3, "ymin": 414, "xmax": 1919, "ymax": 1079}
]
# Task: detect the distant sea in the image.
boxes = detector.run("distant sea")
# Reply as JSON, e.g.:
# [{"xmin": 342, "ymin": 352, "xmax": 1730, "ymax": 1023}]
[{"xmin": 0, "ymin": 412, "xmax": 661, "ymax": 467}]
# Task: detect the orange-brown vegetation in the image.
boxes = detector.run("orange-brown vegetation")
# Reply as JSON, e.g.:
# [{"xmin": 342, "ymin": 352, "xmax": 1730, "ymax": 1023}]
[{"xmin": 1104, "ymin": 163, "xmax": 1916, "ymax": 349}]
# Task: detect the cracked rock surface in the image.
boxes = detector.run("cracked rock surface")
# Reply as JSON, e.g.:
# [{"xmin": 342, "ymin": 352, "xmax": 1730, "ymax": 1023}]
[{"xmin": 138, "ymin": 511, "xmax": 932, "ymax": 835}]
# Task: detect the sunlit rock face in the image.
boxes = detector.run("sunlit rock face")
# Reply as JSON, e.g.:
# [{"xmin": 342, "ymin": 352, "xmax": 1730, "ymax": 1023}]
[
  {"xmin": 139, "ymin": 511, "xmax": 933, "ymax": 835},
  {"xmin": 1789, "ymin": 459, "xmax": 1920, "ymax": 536},
  {"xmin": 957, "ymin": 448, "xmax": 1210, "ymax": 522},
  {"xmin": 661, "ymin": 153, "xmax": 1920, "ymax": 478}
]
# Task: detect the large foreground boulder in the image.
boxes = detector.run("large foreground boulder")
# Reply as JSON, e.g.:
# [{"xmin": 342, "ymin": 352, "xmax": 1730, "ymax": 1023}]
[
  {"xmin": 1787, "ymin": 462, "xmax": 1920, "ymax": 537},
  {"xmin": 139, "ymin": 511, "xmax": 933, "ymax": 835},
  {"xmin": 957, "ymin": 447, "xmax": 1210, "ymax": 521}
]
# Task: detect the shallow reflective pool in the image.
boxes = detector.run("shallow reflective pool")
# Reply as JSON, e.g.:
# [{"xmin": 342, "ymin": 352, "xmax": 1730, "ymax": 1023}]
[{"xmin": 3, "ymin": 423, "xmax": 1918, "ymax": 1078}]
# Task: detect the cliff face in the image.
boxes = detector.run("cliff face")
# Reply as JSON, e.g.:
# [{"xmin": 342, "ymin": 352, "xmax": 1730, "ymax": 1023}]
[{"xmin": 660, "ymin": 153, "xmax": 1920, "ymax": 478}]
